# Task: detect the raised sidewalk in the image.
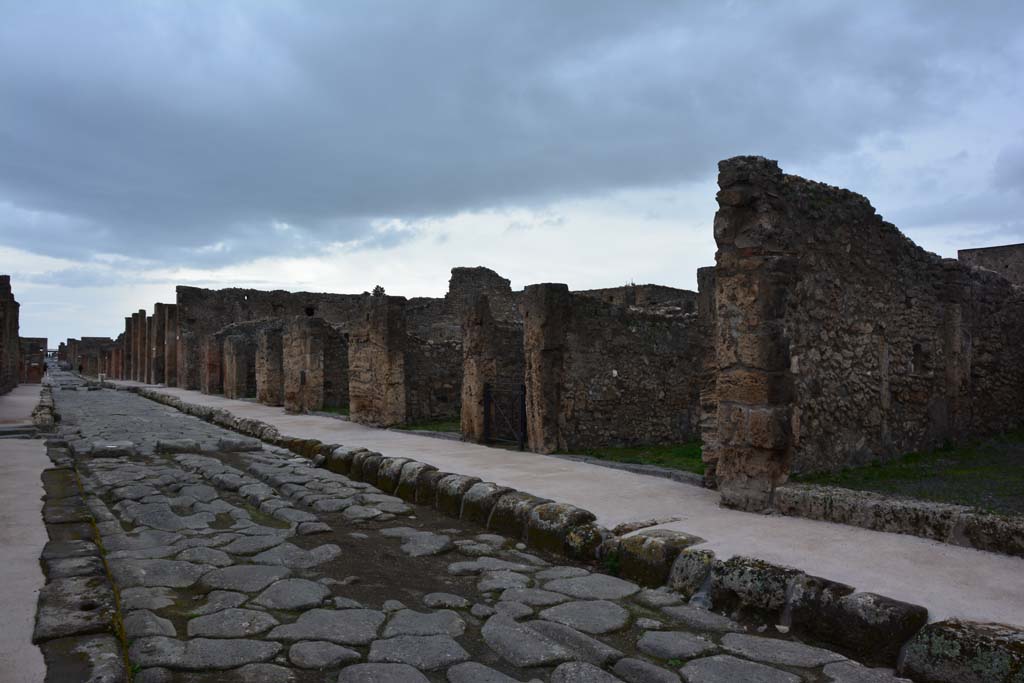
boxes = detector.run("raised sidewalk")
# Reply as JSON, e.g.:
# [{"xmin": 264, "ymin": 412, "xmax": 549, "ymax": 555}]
[
  {"xmin": 0, "ymin": 384, "xmax": 47, "ymax": 683},
  {"xmin": 114, "ymin": 380, "xmax": 1024, "ymax": 628}
]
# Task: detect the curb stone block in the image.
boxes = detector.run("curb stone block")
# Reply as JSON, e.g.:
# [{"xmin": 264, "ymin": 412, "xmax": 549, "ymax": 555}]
[
  {"xmin": 526, "ymin": 503, "xmax": 597, "ymax": 555},
  {"xmin": 436, "ymin": 475, "xmax": 483, "ymax": 518},
  {"xmin": 669, "ymin": 548, "xmax": 716, "ymax": 597},
  {"xmin": 710, "ymin": 556, "xmax": 804, "ymax": 617},
  {"xmin": 488, "ymin": 492, "xmax": 552, "ymax": 540},
  {"xmin": 415, "ymin": 469, "xmax": 449, "ymax": 506},
  {"xmin": 902, "ymin": 620, "xmax": 1024, "ymax": 683},
  {"xmin": 327, "ymin": 447, "xmax": 360, "ymax": 476},
  {"xmin": 377, "ymin": 458, "xmax": 412, "ymax": 494},
  {"xmin": 460, "ymin": 482, "xmax": 513, "ymax": 526},
  {"xmin": 610, "ymin": 529, "xmax": 704, "ymax": 588},
  {"xmin": 397, "ymin": 462, "xmax": 437, "ymax": 502},
  {"xmin": 360, "ymin": 453, "xmax": 384, "ymax": 486},
  {"xmin": 960, "ymin": 513, "xmax": 1024, "ymax": 558},
  {"xmin": 565, "ymin": 523, "xmax": 611, "ymax": 561},
  {"xmin": 812, "ymin": 591, "xmax": 928, "ymax": 667},
  {"xmin": 349, "ymin": 451, "xmax": 371, "ymax": 480}
]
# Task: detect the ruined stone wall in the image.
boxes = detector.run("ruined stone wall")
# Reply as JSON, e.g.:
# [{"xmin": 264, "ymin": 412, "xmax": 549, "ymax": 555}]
[
  {"xmin": 461, "ymin": 296, "xmax": 525, "ymax": 443},
  {"xmin": 122, "ymin": 317, "xmax": 132, "ymax": 381},
  {"xmin": 958, "ymin": 243, "xmax": 1024, "ymax": 287},
  {"xmin": 72, "ymin": 337, "xmax": 114, "ymax": 378},
  {"xmin": 201, "ymin": 336, "xmax": 222, "ymax": 395},
  {"xmin": 19, "ymin": 337, "xmax": 47, "ymax": 383},
  {"xmin": 446, "ymin": 266, "xmax": 521, "ymax": 325},
  {"xmin": 132, "ymin": 310, "xmax": 145, "ymax": 381},
  {"xmin": 349, "ymin": 296, "xmax": 408, "ymax": 426},
  {"xmin": 149, "ymin": 303, "xmax": 167, "ymax": 384},
  {"xmin": 163, "ymin": 304, "xmax": 178, "ymax": 387},
  {"xmin": 256, "ymin": 327, "xmax": 285, "ymax": 406},
  {"xmin": 223, "ymin": 335, "xmax": 256, "ymax": 399},
  {"xmin": 282, "ymin": 317, "xmax": 348, "ymax": 413},
  {"xmin": 696, "ymin": 266, "xmax": 720, "ymax": 481},
  {"xmin": 175, "ymin": 286, "xmax": 366, "ymax": 390},
  {"xmin": 575, "ymin": 283, "xmax": 698, "ymax": 315},
  {"xmin": 349, "ymin": 295, "xmax": 463, "ymax": 426},
  {"xmin": 711, "ymin": 156, "xmax": 1024, "ymax": 510},
  {"xmin": 0, "ymin": 275, "xmax": 20, "ymax": 394},
  {"xmin": 523, "ymin": 283, "xmax": 705, "ymax": 454}
]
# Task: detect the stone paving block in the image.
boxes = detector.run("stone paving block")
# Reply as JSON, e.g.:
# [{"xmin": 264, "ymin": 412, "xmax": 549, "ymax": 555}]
[
  {"xmin": 266, "ymin": 608, "xmax": 386, "ymax": 645},
  {"xmin": 679, "ymin": 655, "xmax": 801, "ymax": 683},
  {"xmin": 128, "ymin": 636, "xmax": 282, "ymax": 670},
  {"xmin": 337, "ymin": 663, "xmax": 429, "ymax": 682},
  {"xmin": 721, "ymin": 633, "xmax": 846, "ymax": 668},
  {"xmin": 550, "ymin": 661, "xmax": 625, "ymax": 683},
  {"xmin": 539, "ymin": 599, "xmax": 631, "ymax": 635},
  {"xmin": 481, "ymin": 615, "xmax": 573, "ymax": 668},
  {"xmin": 186, "ymin": 608, "xmax": 279, "ymax": 638},
  {"xmin": 367, "ymin": 634, "xmax": 470, "ymax": 671},
  {"xmin": 288, "ymin": 640, "xmax": 361, "ymax": 669}
]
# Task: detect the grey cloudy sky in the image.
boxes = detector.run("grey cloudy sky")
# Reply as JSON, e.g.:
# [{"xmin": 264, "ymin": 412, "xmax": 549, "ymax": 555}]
[{"xmin": 0, "ymin": 1, "xmax": 1022, "ymax": 344}]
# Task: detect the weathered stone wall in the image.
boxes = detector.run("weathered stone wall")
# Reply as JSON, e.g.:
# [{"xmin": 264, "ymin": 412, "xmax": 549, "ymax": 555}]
[
  {"xmin": 200, "ymin": 335, "xmax": 222, "ymax": 395},
  {"xmin": 18, "ymin": 337, "xmax": 47, "ymax": 383},
  {"xmin": 576, "ymin": 283, "xmax": 698, "ymax": 315},
  {"xmin": 349, "ymin": 296, "xmax": 407, "ymax": 426},
  {"xmin": 223, "ymin": 335, "xmax": 256, "ymax": 399},
  {"xmin": 523, "ymin": 283, "xmax": 705, "ymax": 453},
  {"xmin": 710, "ymin": 156, "xmax": 1024, "ymax": 510},
  {"xmin": 282, "ymin": 317, "xmax": 348, "ymax": 413},
  {"xmin": 958, "ymin": 243, "xmax": 1024, "ymax": 286},
  {"xmin": 122, "ymin": 316, "xmax": 132, "ymax": 381},
  {"xmin": 696, "ymin": 266, "xmax": 720, "ymax": 482},
  {"xmin": 0, "ymin": 275, "xmax": 20, "ymax": 395},
  {"xmin": 349, "ymin": 295, "xmax": 463, "ymax": 426},
  {"xmin": 69, "ymin": 337, "xmax": 114, "ymax": 378},
  {"xmin": 175, "ymin": 286, "xmax": 366, "ymax": 390},
  {"xmin": 148, "ymin": 303, "xmax": 167, "ymax": 384},
  {"xmin": 461, "ymin": 295, "xmax": 526, "ymax": 443},
  {"xmin": 163, "ymin": 304, "xmax": 178, "ymax": 387},
  {"xmin": 446, "ymin": 267, "xmax": 521, "ymax": 325},
  {"xmin": 133, "ymin": 310, "xmax": 145, "ymax": 381},
  {"xmin": 256, "ymin": 326, "xmax": 285, "ymax": 406}
]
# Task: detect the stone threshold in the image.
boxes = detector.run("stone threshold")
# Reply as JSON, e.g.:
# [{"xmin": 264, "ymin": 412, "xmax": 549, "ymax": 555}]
[
  {"xmin": 125, "ymin": 383, "xmax": 1024, "ymax": 682},
  {"xmin": 773, "ymin": 483, "xmax": 1024, "ymax": 559}
]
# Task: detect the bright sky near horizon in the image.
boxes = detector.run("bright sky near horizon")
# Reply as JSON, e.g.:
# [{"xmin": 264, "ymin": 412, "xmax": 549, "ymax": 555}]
[{"xmin": 0, "ymin": 1, "xmax": 1022, "ymax": 345}]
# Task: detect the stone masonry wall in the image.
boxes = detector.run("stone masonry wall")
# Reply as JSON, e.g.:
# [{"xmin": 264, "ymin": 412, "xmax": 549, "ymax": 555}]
[
  {"xmin": 122, "ymin": 316, "xmax": 132, "ymax": 382},
  {"xmin": 256, "ymin": 326, "xmax": 285, "ymax": 406},
  {"xmin": 0, "ymin": 275, "xmax": 20, "ymax": 395},
  {"xmin": 958, "ymin": 243, "xmax": 1024, "ymax": 286},
  {"xmin": 523, "ymin": 283, "xmax": 706, "ymax": 454},
  {"xmin": 282, "ymin": 317, "xmax": 348, "ymax": 413},
  {"xmin": 149, "ymin": 303, "xmax": 167, "ymax": 384},
  {"xmin": 19, "ymin": 337, "xmax": 47, "ymax": 383},
  {"xmin": 575, "ymin": 283, "xmax": 698, "ymax": 315},
  {"xmin": 710, "ymin": 156, "xmax": 1024, "ymax": 510},
  {"xmin": 348, "ymin": 296, "xmax": 407, "ymax": 426},
  {"xmin": 461, "ymin": 295, "xmax": 526, "ymax": 443},
  {"xmin": 175, "ymin": 286, "xmax": 365, "ymax": 390},
  {"xmin": 163, "ymin": 303, "xmax": 178, "ymax": 387},
  {"xmin": 223, "ymin": 335, "xmax": 257, "ymax": 399}
]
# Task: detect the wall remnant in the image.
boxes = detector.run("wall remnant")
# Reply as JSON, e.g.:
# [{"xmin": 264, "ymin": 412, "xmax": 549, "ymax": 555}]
[
  {"xmin": 163, "ymin": 304, "xmax": 178, "ymax": 387},
  {"xmin": 0, "ymin": 275, "xmax": 20, "ymax": 394},
  {"xmin": 19, "ymin": 337, "xmax": 46, "ymax": 383},
  {"xmin": 958, "ymin": 243, "xmax": 1024, "ymax": 286},
  {"xmin": 522, "ymin": 283, "xmax": 705, "ymax": 454},
  {"xmin": 282, "ymin": 317, "xmax": 348, "ymax": 413},
  {"xmin": 710, "ymin": 156, "xmax": 1024, "ymax": 511}
]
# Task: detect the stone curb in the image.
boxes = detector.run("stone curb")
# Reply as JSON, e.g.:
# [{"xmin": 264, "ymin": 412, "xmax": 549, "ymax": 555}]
[
  {"xmin": 774, "ymin": 483, "xmax": 1024, "ymax": 559},
  {"xmin": 34, "ymin": 437, "xmax": 128, "ymax": 682},
  {"xmin": 32, "ymin": 383, "xmax": 59, "ymax": 432},
  {"xmin": 128, "ymin": 384, "xmax": 1024, "ymax": 681}
]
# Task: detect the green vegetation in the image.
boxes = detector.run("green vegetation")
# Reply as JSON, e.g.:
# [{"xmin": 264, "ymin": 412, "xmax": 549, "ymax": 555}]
[
  {"xmin": 395, "ymin": 418, "xmax": 462, "ymax": 433},
  {"xmin": 318, "ymin": 405, "xmax": 349, "ymax": 416},
  {"xmin": 567, "ymin": 441, "xmax": 704, "ymax": 475},
  {"xmin": 794, "ymin": 429, "xmax": 1024, "ymax": 516}
]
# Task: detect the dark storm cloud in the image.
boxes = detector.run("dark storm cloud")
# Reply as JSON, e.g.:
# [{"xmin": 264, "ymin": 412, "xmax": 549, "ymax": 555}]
[{"xmin": 0, "ymin": 1, "xmax": 1021, "ymax": 264}]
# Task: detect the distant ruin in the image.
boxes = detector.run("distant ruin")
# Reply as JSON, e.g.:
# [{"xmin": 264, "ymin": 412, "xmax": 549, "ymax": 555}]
[
  {"xmin": 67, "ymin": 156, "xmax": 1024, "ymax": 512},
  {"xmin": 18, "ymin": 337, "xmax": 47, "ymax": 383},
  {"xmin": 0, "ymin": 275, "xmax": 20, "ymax": 394}
]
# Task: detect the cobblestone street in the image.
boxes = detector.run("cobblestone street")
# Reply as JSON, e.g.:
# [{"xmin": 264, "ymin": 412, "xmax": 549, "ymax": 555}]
[{"xmin": 32, "ymin": 370, "xmax": 911, "ymax": 683}]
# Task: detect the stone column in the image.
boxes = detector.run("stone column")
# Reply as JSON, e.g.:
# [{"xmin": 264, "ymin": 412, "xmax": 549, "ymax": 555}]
[
  {"xmin": 522, "ymin": 283, "xmax": 572, "ymax": 454},
  {"xmin": 164, "ymin": 304, "xmax": 178, "ymax": 387}
]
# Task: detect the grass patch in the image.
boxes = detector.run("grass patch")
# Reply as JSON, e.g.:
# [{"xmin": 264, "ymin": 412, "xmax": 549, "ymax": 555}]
[
  {"xmin": 567, "ymin": 441, "xmax": 704, "ymax": 475},
  {"xmin": 395, "ymin": 418, "xmax": 462, "ymax": 433},
  {"xmin": 794, "ymin": 429, "xmax": 1024, "ymax": 517},
  {"xmin": 319, "ymin": 405, "xmax": 349, "ymax": 416}
]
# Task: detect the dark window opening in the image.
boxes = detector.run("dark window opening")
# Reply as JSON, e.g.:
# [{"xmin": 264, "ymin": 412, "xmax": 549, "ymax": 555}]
[
  {"xmin": 912, "ymin": 343, "xmax": 929, "ymax": 374},
  {"xmin": 305, "ymin": 307, "xmax": 315, "ymax": 317}
]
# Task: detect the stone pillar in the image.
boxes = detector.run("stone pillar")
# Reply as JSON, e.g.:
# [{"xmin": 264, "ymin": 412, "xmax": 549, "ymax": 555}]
[
  {"xmin": 697, "ymin": 266, "xmax": 720, "ymax": 484},
  {"xmin": 135, "ymin": 310, "xmax": 146, "ymax": 381},
  {"xmin": 348, "ymin": 297, "xmax": 407, "ymax": 426},
  {"xmin": 151, "ymin": 303, "xmax": 167, "ymax": 384},
  {"xmin": 522, "ymin": 283, "xmax": 572, "ymax": 454},
  {"xmin": 144, "ymin": 315, "xmax": 153, "ymax": 383},
  {"xmin": 164, "ymin": 304, "xmax": 178, "ymax": 387},
  {"xmin": 709, "ymin": 158, "xmax": 796, "ymax": 511},
  {"xmin": 256, "ymin": 327, "xmax": 284, "ymax": 406},
  {"xmin": 201, "ymin": 336, "xmax": 223, "ymax": 395}
]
